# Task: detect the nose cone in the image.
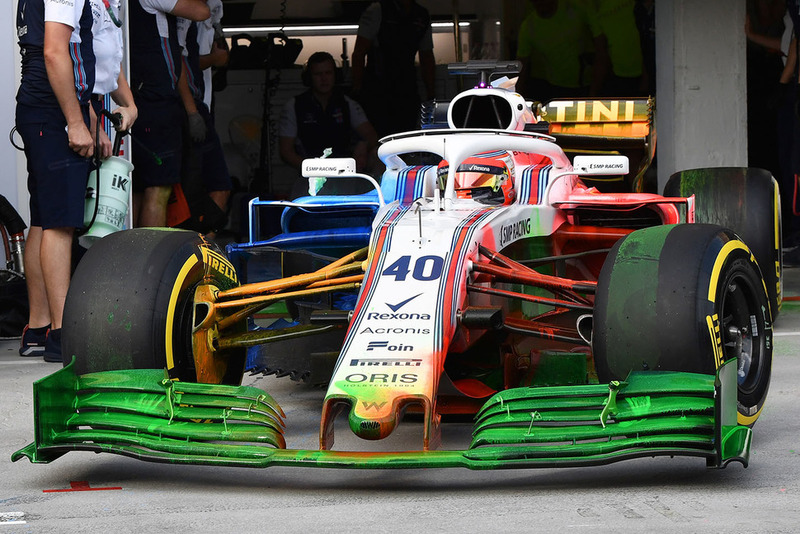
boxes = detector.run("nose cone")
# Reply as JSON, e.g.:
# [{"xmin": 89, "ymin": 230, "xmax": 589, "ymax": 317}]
[{"xmin": 348, "ymin": 401, "xmax": 398, "ymax": 440}]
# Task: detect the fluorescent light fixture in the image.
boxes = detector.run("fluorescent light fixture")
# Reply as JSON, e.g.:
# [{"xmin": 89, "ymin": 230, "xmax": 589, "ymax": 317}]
[
  {"xmin": 223, "ymin": 21, "xmax": 469, "ymax": 34},
  {"xmin": 431, "ymin": 22, "xmax": 471, "ymax": 28},
  {"xmin": 223, "ymin": 24, "xmax": 359, "ymax": 33}
]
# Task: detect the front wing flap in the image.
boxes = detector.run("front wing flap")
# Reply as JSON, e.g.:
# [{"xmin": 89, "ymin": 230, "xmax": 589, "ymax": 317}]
[{"xmin": 12, "ymin": 359, "xmax": 750, "ymax": 470}]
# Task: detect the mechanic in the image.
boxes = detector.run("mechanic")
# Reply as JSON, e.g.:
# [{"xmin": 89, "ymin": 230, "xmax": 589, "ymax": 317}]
[
  {"xmin": 173, "ymin": 13, "xmax": 232, "ymax": 235},
  {"xmin": 350, "ymin": 0, "xmax": 436, "ymax": 138},
  {"xmin": 780, "ymin": 0, "xmax": 800, "ymax": 261},
  {"xmin": 279, "ymin": 51, "xmax": 378, "ymax": 198},
  {"xmin": 88, "ymin": 0, "xmax": 137, "ymax": 160},
  {"xmin": 593, "ymin": 0, "xmax": 644, "ymax": 97},
  {"xmin": 128, "ymin": 0, "xmax": 210, "ymax": 228},
  {"xmin": 15, "ymin": 0, "xmax": 95, "ymax": 361},
  {"xmin": 515, "ymin": 0, "xmax": 603, "ymax": 101}
]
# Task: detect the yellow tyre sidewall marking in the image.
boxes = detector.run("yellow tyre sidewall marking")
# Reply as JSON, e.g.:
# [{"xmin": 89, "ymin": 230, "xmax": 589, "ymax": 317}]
[
  {"xmin": 773, "ymin": 183, "xmax": 782, "ymax": 311},
  {"xmin": 706, "ymin": 239, "xmax": 765, "ymax": 426},
  {"xmin": 166, "ymin": 255, "xmax": 199, "ymax": 371}
]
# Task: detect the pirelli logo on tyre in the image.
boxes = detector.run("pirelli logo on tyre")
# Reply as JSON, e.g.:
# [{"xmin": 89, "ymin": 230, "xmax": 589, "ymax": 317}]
[
  {"xmin": 706, "ymin": 313, "xmax": 723, "ymax": 370},
  {"xmin": 201, "ymin": 247, "xmax": 238, "ymax": 285}
]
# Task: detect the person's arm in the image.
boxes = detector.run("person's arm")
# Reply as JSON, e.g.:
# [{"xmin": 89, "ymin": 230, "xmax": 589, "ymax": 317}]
[
  {"xmin": 279, "ymin": 136, "xmax": 304, "ymax": 171},
  {"xmin": 746, "ymin": 13, "xmax": 783, "ymax": 53},
  {"xmin": 170, "ymin": 0, "xmax": 210, "ymax": 22},
  {"xmin": 352, "ymin": 2, "xmax": 380, "ymax": 95},
  {"xmin": 351, "ymin": 35, "xmax": 370, "ymax": 95},
  {"xmin": 354, "ymin": 121, "xmax": 378, "ymax": 173},
  {"xmin": 278, "ymin": 98, "xmax": 304, "ymax": 170},
  {"xmin": 177, "ymin": 61, "xmax": 206, "ymax": 142},
  {"xmin": 89, "ymin": 103, "xmax": 113, "ymax": 159},
  {"xmin": 419, "ymin": 49, "xmax": 435, "ymax": 100},
  {"xmin": 109, "ymin": 69, "xmax": 138, "ymax": 131},
  {"xmin": 781, "ymin": 36, "xmax": 798, "ymax": 84},
  {"xmin": 199, "ymin": 39, "xmax": 228, "ymax": 70},
  {"xmin": 44, "ymin": 21, "xmax": 93, "ymax": 158}
]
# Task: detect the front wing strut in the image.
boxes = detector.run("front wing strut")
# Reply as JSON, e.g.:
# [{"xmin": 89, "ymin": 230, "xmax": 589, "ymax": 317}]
[{"xmin": 13, "ymin": 359, "xmax": 750, "ymax": 470}]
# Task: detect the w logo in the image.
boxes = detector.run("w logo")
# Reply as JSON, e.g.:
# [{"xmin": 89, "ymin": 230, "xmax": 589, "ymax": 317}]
[{"xmin": 361, "ymin": 401, "xmax": 387, "ymax": 411}]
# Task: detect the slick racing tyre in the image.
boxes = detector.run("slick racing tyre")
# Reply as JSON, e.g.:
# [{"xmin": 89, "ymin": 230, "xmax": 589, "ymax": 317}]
[
  {"xmin": 664, "ymin": 167, "xmax": 782, "ymax": 319},
  {"xmin": 593, "ymin": 224, "xmax": 773, "ymax": 426},
  {"xmin": 62, "ymin": 228, "xmax": 246, "ymax": 385}
]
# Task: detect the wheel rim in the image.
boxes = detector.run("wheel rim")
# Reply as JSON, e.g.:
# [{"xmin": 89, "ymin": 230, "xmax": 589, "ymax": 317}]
[{"xmin": 720, "ymin": 269, "xmax": 766, "ymax": 393}]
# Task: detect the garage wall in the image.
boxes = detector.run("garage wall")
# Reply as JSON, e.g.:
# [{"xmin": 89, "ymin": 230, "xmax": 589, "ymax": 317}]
[
  {"xmin": 1, "ymin": 2, "xmax": 25, "ymax": 267},
  {"xmin": 656, "ymin": 0, "xmax": 748, "ymax": 190}
]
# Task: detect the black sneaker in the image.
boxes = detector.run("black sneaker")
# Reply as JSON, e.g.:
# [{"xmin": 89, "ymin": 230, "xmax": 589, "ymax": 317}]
[
  {"xmin": 19, "ymin": 324, "xmax": 49, "ymax": 357},
  {"xmin": 43, "ymin": 328, "xmax": 63, "ymax": 363}
]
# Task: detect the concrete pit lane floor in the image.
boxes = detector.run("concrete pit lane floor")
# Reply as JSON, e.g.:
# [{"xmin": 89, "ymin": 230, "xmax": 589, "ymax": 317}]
[{"xmin": 2, "ymin": 269, "xmax": 800, "ymax": 533}]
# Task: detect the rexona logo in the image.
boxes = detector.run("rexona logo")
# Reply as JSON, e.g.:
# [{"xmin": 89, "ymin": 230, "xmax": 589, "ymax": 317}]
[
  {"xmin": 366, "ymin": 341, "xmax": 413, "ymax": 352},
  {"xmin": 359, "ymin": 326, "xmax": 431, "ymax": 335},
  {"xmin": 499, "ymin": 217, "xmax": 531, "ymax": 247},
  {"xmin": 350, "ymin": 358, "xmax": 422, "ymax": 366},
  {"xmin": 366, "ymin": 312, "xmax": 431, "ymax": 320}
]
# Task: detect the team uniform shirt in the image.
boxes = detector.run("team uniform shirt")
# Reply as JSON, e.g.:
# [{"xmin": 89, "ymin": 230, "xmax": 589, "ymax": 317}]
[
  {"xmin": 516, "ymin": 0, "xmax": 600, "ymax": 89},
  {"xmin": 176, "ymin": 17, "xmax": 205, "ymax": 103},
  {"xmin": 16, "ymin": 0, "xmax": 95, "ymax": 111},
  {"xmin": 90, "ymin": 0, "xmax": 123, "ymax": 95},
  {"xmin": 196, "ymin": 0, "xmax": 223, "ymax": 109},
  {"xmin": 130, "ymin": 0, "xmax": 181, "ymax": 102},
  {"xmin": 279, "ymin": 92, "xmax": 369, "ymax": 159},
  {"xmin": 130, "ymin": 0, "xmax": 183, "ymax": 189},
  {"xmin": 595, "ymin": 0, "xmax": 642, "ymax": 78},
  {"xmin": 15, "ymin": 0, "xmax": 96, "ymax": 230},
  {"xmin": 357, "ymin": 1, "xmax": 433, "ymax": 52},
  {"xmin": 357, "ymin": 0, "xmax": 433, "ymax": 94}
]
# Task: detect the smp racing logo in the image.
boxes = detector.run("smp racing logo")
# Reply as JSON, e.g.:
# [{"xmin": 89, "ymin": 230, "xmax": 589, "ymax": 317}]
[{"xmin": 499, "ymin": 217, "xmax": 531, "ymax": 247}]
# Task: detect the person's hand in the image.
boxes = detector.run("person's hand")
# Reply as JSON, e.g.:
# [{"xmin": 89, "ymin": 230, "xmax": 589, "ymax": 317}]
[
  {"xmin": 113, "ymin": 105, "xmax": 138, "ymax": 131},
  {"xmin": 68, "ymin": 121, "xmax": 94, "ymax": 158},
  {"xmin": 96, "ymin": 126, "xmax": 113, "ymax": 159},
  {"xmin": 187, "ymin": 112, "xmax": 207, "ymax": 142},
  {"xmin": 208, "ymin": 41, "xmax": 229, "ymax": 67}
]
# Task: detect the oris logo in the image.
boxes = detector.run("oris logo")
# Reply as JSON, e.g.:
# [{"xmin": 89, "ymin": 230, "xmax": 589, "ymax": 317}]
[{"xmin": 345, "ymin": 373, "xmax": 418, "ymax": 384}]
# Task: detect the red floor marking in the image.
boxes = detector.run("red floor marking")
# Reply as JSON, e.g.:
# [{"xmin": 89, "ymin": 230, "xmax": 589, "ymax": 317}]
[
  {"xmin": 43, "ymin": 481, "xmax": 122, "ymax": 493},
  {"xmin": 783, "ymin": 296, "xmax": 800, "ymax": 301}
]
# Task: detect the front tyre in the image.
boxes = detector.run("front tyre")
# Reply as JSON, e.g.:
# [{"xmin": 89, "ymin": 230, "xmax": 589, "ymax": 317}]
[
  {"xmin": 593, "ymin": 224, "xmax": 773, "ymax": 426},
  {"xmin": 664, "ymin": 167, "xmax": 782, "ymax": 319},
  {"xmin": 62, "ymin": 228, "xmax": 246, "ymax": 385}
]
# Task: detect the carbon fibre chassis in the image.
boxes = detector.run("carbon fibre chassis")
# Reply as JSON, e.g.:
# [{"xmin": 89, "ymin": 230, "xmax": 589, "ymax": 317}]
[{"xmin": 13, "ymin": 358, "xmax": 751, "ymax": 470}]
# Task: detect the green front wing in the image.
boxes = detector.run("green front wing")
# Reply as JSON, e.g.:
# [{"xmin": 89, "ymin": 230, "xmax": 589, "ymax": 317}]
[{"xmin": 12, "ymin": 358, "xmax": 751, "ymax": 470}]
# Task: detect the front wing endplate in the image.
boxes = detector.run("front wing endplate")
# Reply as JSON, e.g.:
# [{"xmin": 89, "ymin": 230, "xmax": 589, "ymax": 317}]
[{"xmin": 12, "ymin": 359, "xmax": 750, "ymax": 470}]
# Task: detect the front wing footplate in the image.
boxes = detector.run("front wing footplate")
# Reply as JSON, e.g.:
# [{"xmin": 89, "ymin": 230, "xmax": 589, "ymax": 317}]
[{"xmin": 12, "ymin": 359, "xmax": 750, "ymax": 470}]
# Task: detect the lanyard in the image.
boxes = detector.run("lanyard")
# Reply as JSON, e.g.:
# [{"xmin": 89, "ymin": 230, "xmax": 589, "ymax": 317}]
[{"xmin": 101, "ymin": 0, "xmax": 122, "ymax": 28}]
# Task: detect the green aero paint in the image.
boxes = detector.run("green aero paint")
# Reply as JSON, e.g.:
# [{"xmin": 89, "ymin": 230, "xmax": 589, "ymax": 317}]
[{"xmin": 12, "ymin": 358, "xmax": 750, "ymax": 471}]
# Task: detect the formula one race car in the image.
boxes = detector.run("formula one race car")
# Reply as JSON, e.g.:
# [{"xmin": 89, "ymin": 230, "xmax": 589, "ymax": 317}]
[{"xmin": 14, "ymin": 61, "xmax": 781, "ymax": 471}]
